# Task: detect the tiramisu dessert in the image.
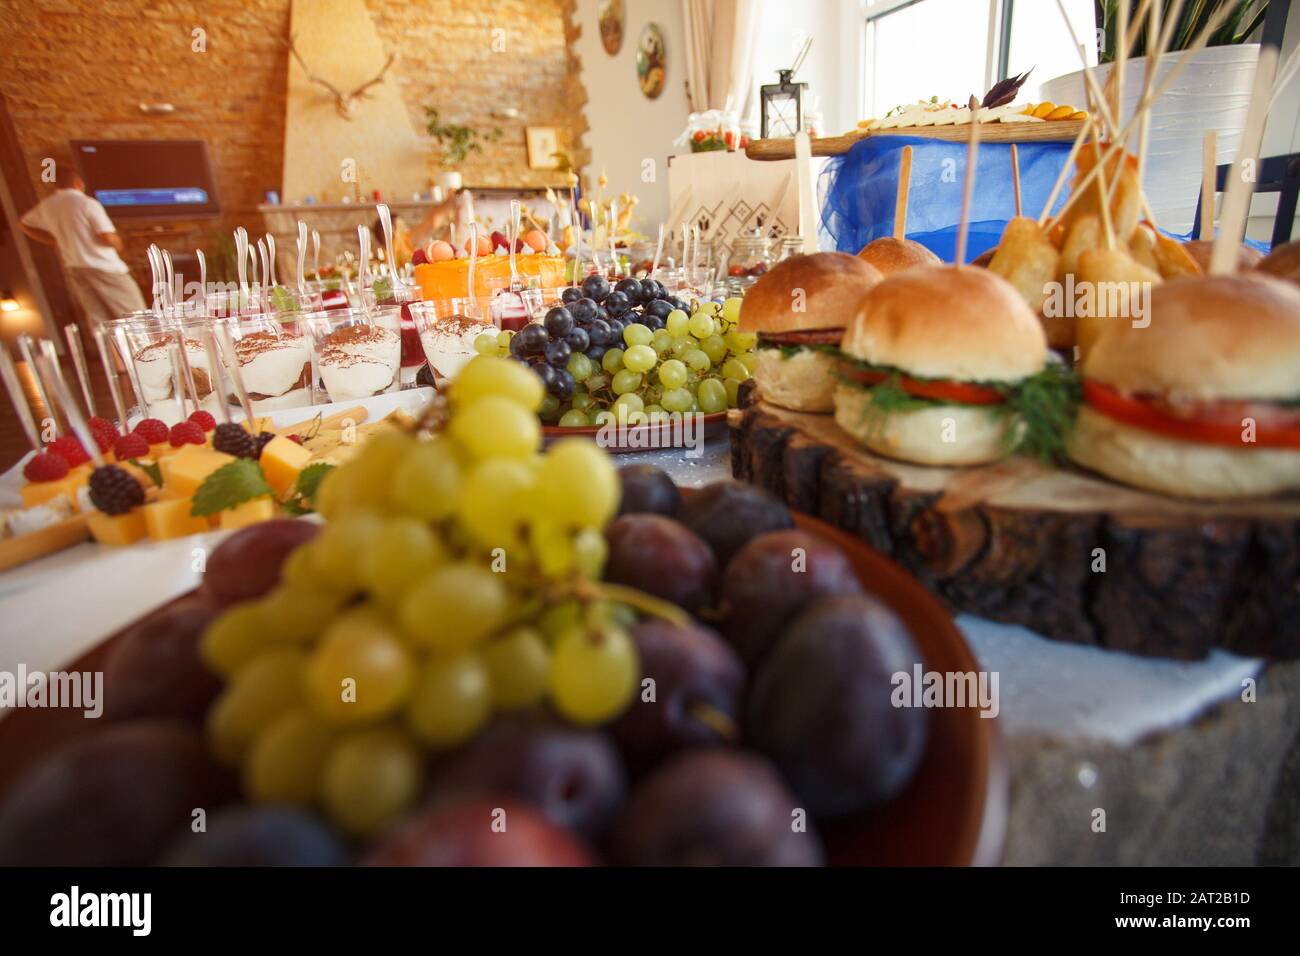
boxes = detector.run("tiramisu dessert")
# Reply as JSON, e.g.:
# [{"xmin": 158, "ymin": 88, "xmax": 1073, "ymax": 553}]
[
  {"xmin": 132, "ymin": 337, "xmax": 214, "ymax": 406},
  {"xmin": 228, "ymin": 330, "xmax": 313, "ymax": 411},
  {"xmin": 315, "ymin": 322, "xmax": 401, "ymax": 401},
  {"xmin": 418, "ymin": 312, "xmax": 497, "ymax": 385}
]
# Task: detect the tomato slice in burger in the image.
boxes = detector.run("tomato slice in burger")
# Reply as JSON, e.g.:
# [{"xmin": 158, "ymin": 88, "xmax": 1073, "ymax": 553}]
[
  {"xmin": 1083, "ymin": 380, "xmax": 1300, "ymax": 450},
  {"xmin": 840, "ymin": 366, "xmax": 1005, "ymax": 406}
]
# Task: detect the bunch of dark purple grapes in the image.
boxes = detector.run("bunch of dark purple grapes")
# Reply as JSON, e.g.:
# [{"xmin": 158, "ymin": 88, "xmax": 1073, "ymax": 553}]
[{"xmin": 507, "ymin": 273, "xmax": 689, "ymax": 400}]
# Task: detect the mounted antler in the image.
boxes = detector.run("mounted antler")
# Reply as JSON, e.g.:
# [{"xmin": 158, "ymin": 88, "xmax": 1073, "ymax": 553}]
[{"xmin": 279, "ymin": 32, "xmax": 395, "ymax": 121}]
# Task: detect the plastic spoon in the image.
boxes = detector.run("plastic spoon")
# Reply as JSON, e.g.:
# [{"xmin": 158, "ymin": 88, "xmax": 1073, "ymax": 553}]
[
  {"xmin": 93, "ymin": 326, "xmax": 130, "ymax": 431},
  {"xmin": 16, "ymin": 335, "xmax": 58, "ymax": 435},
  {"xmin": 34, "ymin": 350, "xmax": 105, "ymax": 469},
  {"xmin": 235, "ymin": 228, "xmax": 250, "ymax": 299},
  {"xmin": 265, "ymin": 233, "xmax": 278, "ymax": 287},
  {"xmin": 467, "ymin": 222, "xmax": 479, "ymax": 302},
  {"xmin": 650, "ymin": 223, "xmax": 665, "ymax": 279},
  {"xmin": 63, "ymin": 325, "xmax": 97, "ymax": 423},
  {"xmin": 296, "ymin": 220, "xmax": 309, "ymax": 302},
  {"xmin": 216, "ymin": 323, "xmax": 257, "ymax": 428},
  {"xmin": 312, "ymin": 228, "xmax": 322, "ymax": 282},
  {"xmin": 508, "ymin": 199, "xmax": 522, "ymax": 290},
  {"xmin": 377, "ymin": 203, "xmax": 397, "ymax": 281},
  {"xmin": 168, "ymin": 339, "xmax": 191, "ymax": 419},
  {"xmin": 203, "ymin": 328, "xmax": 233, "ymax": 425},
  {"xmin": 196, "ymin": 249, "xmax": 208, "ymax": 315},
  {"xmin": 0, "ymin": 344, "xmax": 42, "ymax": 456},
  {"xmin": 173, "ymin": 331, "xmax": 202, "ymax": 419},
  {"xmin": 257, "ymin": 239, "xmax": 270, "ymax": 296},
  {"xmin": 162, "ymin": 249, "xmax": 176, "ymax": 312},
  {"xmin": 356, "ymin": 224, "xmax": 372, "ymax": 294}
]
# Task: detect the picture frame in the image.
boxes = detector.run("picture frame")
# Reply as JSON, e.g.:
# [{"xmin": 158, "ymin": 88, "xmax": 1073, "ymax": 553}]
[{"xmin": 525, "ymin": 126, "xmax": 561, "ymax": 170}]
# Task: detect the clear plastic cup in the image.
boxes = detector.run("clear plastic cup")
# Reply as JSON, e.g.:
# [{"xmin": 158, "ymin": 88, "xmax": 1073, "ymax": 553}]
[
  {"xmin": 306, "ymin": 306, "xmax": 402, "ymax": 403},
  {"xmin": 409, "ymin": 298, "xmax": 497, "ymax": 387},
  {"xmin": 216, "ymin": 311, "xmax": 316, "ymax": 414}
]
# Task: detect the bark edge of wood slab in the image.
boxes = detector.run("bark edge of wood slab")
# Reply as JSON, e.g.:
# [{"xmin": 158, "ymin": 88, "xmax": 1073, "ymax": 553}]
[{"xmin": 728, "ymin": 402, "xmax": 1300, "ymax": 660}]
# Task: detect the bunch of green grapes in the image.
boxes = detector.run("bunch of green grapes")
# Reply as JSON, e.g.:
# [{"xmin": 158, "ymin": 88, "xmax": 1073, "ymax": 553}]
[
  {"xmin": 476, "ymin": 296, "xmax": 758, "ymax": 427},
  {"xmin": 198, "ymin": 356, "xmax": 641, "ymax": 837}
]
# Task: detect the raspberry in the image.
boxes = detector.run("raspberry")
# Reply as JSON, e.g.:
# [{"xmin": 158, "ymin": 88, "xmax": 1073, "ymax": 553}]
[
  {"xmin": 133, "ymin": 418, "xmax": 169, "ymax": 444},
  {"xmin": 188, "ymin": 410, "xmax": 217, "ymax": 432},
  {"xmin": 113, "ymin": 433, "xmax": 150, "ymax": 460},
  {"xmin": 88, "ymin": 417, "xmax": 119, "ymax": 453},
  {"xmin": 23, "ymin": 451, "xmax": 70, "ymax": 483},
  {"xmin": 88, "ymin": 464, "xmax": 144, "ymax": 516},
  {"xmin": 211, "ymin": 422, "xmax": 259, "ymax": 459},
  {"xmin": 49, "ymin": 435, "xmax": 90, "ymax": 467},
  {"xmin": 169, "ymin": 421, "xmax": 205, "ymax": 447},
  {"xmin": 288, "ymin": 434, "xmax": 303, "ymax": 445}
]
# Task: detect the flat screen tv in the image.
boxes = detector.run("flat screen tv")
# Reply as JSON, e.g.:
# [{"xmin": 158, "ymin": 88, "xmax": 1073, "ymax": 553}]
[{"xmin": 71, "ymin": 139, "xmax": 220, "ymax": 220}]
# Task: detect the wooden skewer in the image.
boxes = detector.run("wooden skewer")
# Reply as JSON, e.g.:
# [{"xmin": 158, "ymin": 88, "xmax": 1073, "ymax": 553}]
[
  {"xmin": 274, "ymin": 405, "xmax": 370, "ymax": 436},
  {"xmin": 1200, "ymin": 130, "xmax": 1217, "ymax": 242},
  {"xmin": 1009, "ymin": 144, "xmax": 1022, "ymax": 218},
  {"xmin": 1210, "ymin": 45, "xmax": 1279, "ymax": 276},
  {"xmin": 894, "ymin": 145, "xmax": 913, "ymax": 240},
  {"xmin": 1038, "ymin": 115, "xmax": 1094, "ymax": 224},
  {"xmin": 1045, "ymin": 0, "xmax": 1236, "ymax": 235},
  {"xmin": 1057, "ymin": 1, "xmax": 1120, "ymax": 140},
  {"xmin": 1091, "ymin": 137, "xmax": 1117, "ymax": 250},
  {"xmin": 1113, "ymin": 0, "xmax": 1130, "ymax": 141},
  {"xmin": 955, "ymin": 95, "xmax": 982, "ymax": 265},
  {"xmin": 1040, "ymin": 0, "xmax": 1222, "ymax": 235}
]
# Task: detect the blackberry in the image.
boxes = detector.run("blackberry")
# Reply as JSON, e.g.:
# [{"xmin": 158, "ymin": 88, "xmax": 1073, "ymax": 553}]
[
  {"xmin": 256, "ymin": 431, "xmax": 275, "ymax": 454},
  {"xmin": 88, "ymin": 465, "xmax": 144, "ymax": 516},
  {"xmin": 212, "ymin": 423, "xmax": 259, "ymax": 459}
]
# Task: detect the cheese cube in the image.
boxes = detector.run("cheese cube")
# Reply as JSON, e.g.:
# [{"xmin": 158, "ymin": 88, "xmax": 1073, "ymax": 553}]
[
  {"xmin": 259, "ymin": 436, "xmax": 313, "ymax": 496},
  {"xmin": 218, "ymin": 496, "xmax": 275, "ymax": 530},
  {"xmin": 20, "ymin": 465, "xmax": 92, "ymax": 512},
  {"xmin": 87, "ymin": 509, "xmax": 148, "ymax": 546},
  {"xmin": 159, "ymin": 445, "xmax": 236, "ymax": 497},
  {"xmin": 143, "ymin": 497, "xmax": 210, "ymax": 541}
]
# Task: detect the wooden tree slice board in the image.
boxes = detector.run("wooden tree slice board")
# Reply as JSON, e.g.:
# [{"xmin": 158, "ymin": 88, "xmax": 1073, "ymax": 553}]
[
  {"xmin": 729, "ymin": 401, "xmax": 1300, "ymax": 660},
  {"xmin": 744, "ymin": 121, "xmax": 1085, "ymax": 161}
]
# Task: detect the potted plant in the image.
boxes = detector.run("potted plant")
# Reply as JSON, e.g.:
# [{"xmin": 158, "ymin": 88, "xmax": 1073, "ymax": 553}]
[
  {"xmin": 425, "ymin": 107, "xmax": 502, "ymax": 191},
  {"xmin": 1040, "ymin": 1, "xmax": 1270, "ymax": 233}
]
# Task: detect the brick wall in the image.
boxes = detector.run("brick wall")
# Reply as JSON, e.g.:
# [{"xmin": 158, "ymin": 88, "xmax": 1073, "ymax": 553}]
[{"xmin": 0, "ymin": 0, "xmax": 588, "ymax": 295}]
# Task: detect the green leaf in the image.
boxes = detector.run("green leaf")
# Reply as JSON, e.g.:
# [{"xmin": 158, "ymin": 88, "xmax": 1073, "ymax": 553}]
[
  {"xmin": 129, "ymin": 458, "xmax": 163, "ymax": 488},
  {"xmin": 269, "ymin": 285, "xmax": 298, "ymax": 313},
  {"xmin": 191, "ymin": 459, "xmax": 273, "ymax": 517},
  {"xmin": 998, "ymin": 361, "xmax": 1082, "ymax": 463},
  {"xmin": 371, "ymin": 276, "xmax": 394, "ymax": 302},
  {"xmin": 294, "ymin": 462, "xmax": 334, "ymax": 504}
]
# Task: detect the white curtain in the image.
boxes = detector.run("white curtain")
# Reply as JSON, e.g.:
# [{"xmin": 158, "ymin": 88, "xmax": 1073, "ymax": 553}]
[{"xmin": 682, "ymin": 0, "xmax": 761, "ymax": 114}]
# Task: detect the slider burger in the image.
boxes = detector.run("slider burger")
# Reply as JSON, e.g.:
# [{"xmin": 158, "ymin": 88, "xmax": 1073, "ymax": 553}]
[
  {"xmin": 834, "ymin": 265, "xmax": 1065, "ymax": 466},
  {"xmin": 740, "ymin": 252, "xmax": 883, "ymax": 412},
  {"xmin": 1067, "ymin": 274, "xmax": 1300, "ymax": 499},
  {"xmin": 858, "ymin": 236, "xmax": 941, "ymax": 277}
]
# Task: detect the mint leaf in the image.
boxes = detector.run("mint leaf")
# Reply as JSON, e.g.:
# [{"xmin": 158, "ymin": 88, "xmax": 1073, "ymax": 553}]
[
  {"xmin": 129, "ymin": 458, "xmax": 164, "ymax": 488},
  {"xmin": 191, "ymin": 459, "xmax": 273, "ymax": 517},
  {"xmin": 295, "ymin": 462, "xmax": 334, "ymax": 505},
  {"xmin": 269, "ymin": 285, "xmax": 298, "ymax": 313}
]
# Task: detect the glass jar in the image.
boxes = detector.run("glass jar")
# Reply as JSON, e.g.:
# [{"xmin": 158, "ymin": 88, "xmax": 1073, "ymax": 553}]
[
  {"xmin": 776, "ymin": 236, "xmax": 805, "ymax": 262},
  {"xmin": 727, "ymin": 230, "xmax": 775, "ymax": 281}
]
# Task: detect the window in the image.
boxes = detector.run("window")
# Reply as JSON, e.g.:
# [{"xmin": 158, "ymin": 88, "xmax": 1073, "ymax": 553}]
[{"xmin": 862, "ymin": 0, "xmax": 1097, "ymax": 119}]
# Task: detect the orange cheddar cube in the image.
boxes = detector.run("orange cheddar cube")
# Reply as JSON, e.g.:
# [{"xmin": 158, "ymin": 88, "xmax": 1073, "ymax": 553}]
[
  {"xmin": 87, "ymin": 509, "xmax": 148, "ymax": 547},
  {"xmin": 20, "ymin": 465, "xmax": 92, "ymax": 512},
  {"xmin": 218, "ymin": 496, "xmax": 275, "ymax": 530},
  {"xmin": 142, "ymin": 497, "xmax": 210, "ymax": 541},
  {"xmin": 159, "ymin": 445, "xmax": 236, "ymax": 497},
  {"xmin": 259, "ymin": 436, "xmax": 313, "ymax": 496}
]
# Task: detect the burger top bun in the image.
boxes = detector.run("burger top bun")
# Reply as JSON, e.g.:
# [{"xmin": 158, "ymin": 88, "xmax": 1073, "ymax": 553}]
[
  {"xmin": 1184, "ymin": 239, "xmax": 1263, "ymax": 274},
  {"xmin": 1257, "ymin": 239, "xmax": 1300, "ymax": 285},
  {"xmin": 857, "ymin": 236, "xmax": 941, "ymax": 277},
  {"xmin": 840, "ymin": 265, "xmax": 1047, "ymax": 383},
  {"xmin": 739, "ymin": 252, "xmax": 883, "ymax": 334},
  {"xmin": 1083, "ymin": 273, "xmax": 1300, "ymax": 402}
]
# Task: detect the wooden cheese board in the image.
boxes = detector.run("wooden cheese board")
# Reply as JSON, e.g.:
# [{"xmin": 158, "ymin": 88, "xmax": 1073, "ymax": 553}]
[
  {"xmin": 743, "ymin": 120, "xmax": 1086, "ymax": 161},
  {"xmin": 729, "ymin": 399, "xmax": 1300, "ymax": 660}
]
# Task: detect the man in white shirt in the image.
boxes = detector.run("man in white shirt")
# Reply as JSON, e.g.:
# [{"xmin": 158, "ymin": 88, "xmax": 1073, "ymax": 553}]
[{"xmin": 19, "ymin": 166, "xmax": 146, "ymax": 328}]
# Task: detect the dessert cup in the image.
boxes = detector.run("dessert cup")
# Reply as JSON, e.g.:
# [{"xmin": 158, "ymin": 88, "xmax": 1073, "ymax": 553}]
[
  {"xmin": 307, "ymin": 307, "xmax": 402, "ymax": 403},
  {"xmin": 410, "ymin": 299, "xmax": 495, "ymax": 388},
  {"xmin": 219, "ymin": 312, "xmax": 315, "ymax": 413}
]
